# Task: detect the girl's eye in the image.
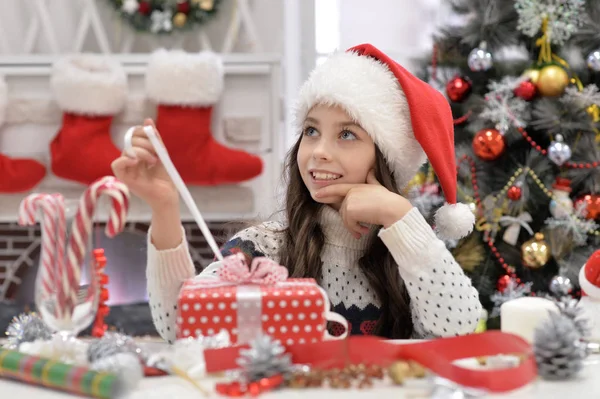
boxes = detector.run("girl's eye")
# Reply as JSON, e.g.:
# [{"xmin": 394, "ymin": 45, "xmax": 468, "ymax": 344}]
[
  {"xmin": 340, "ymin": 130, "xmax": 357, "ymax": 140},
  {"xmin": 303, "ymin": 126, "xmax": 318, "ymax": 137}
]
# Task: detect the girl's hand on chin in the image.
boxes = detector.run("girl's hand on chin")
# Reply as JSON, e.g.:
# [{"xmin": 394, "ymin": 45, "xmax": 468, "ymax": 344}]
[{"xmin": 314, "ymin": 170, "xmax": 413, "ymax": 238}]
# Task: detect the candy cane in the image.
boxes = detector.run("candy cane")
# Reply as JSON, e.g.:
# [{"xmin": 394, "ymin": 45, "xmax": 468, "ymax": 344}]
[
  {"xmin": 65, "ymin": 176, "xmax": 130, "ymax": 311},
  {"xmin": 17, "ymin": 193, "xmax": 63, "ymax": 317}
]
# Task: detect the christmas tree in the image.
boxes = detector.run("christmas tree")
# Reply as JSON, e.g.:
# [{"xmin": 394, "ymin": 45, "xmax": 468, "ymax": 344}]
[{"xmin": 411, "ymin": 0, "xmax": 600, "ymax": 328}]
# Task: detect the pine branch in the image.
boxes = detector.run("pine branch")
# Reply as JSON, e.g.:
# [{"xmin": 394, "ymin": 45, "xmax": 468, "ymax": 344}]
[
  {"xmin": 570, "ymin": 0, "xmax": 600, "ymax": 54},
  {"xmin": 440, "ymin": 0, "xmax": 522, "ymax": 50},
  {"xmin": 531, "ymin": 98, "xmax": 592, "ymax": 138},
  {"xmin": 566, "ymin": 134, "xmax": 600, "ymax": 193}
]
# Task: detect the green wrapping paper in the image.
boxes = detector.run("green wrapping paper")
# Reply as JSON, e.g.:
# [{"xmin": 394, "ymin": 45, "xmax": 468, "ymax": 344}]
[{"xmin": 0, "ymin": 347, "xmax": 124, "ymax": 398}]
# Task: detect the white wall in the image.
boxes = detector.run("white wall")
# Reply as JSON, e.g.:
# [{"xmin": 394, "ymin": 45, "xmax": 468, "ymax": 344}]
[
  {"xmin": 0, "ymin": 0, "xmax": 283, "ymax": 54},
  {"xmin": 337, "ymin": 0, "xmax": 452, "ymax": 71}
]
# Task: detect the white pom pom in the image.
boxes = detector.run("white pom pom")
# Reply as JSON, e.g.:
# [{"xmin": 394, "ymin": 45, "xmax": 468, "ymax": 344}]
[{"xmin": 434, "ymin": 202, "xmax": 475, "ymax": 240}]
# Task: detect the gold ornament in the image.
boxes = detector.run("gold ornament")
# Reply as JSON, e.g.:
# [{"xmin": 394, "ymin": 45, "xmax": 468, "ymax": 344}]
[
  {"xmin": 536, "ymin": 65, "xmax": 569, "ymax": 97},
  {"xmin": 193, "ymin": 0, "xmax": 214, "ymax": 11},
  {"xmin": 521, "ymin": 232, "xmax": 551, "ymax": 268},
  {"xmin": 406, "ymin": 171, "xmax": 426, "ymax": 190},
  {"xmin": 522, "ymin": 68, "xmax": 540, "ymax": 84},
  {"xmin": 173, "ymin": 12, "xmax": 187, "ymax": 27},
  {"xmin": 587, "ymin": 104, "xmax": 600, "ymax": 123}
]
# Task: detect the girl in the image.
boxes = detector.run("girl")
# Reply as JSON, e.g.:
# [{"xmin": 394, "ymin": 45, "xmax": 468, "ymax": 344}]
[{"xmin": 112, "ymin": 44, "xmax": 482, "ymax": 343}]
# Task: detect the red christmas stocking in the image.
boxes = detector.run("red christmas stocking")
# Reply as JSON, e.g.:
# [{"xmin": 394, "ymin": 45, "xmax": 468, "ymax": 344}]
[
  {"xmin": 49, "ymin": 55, "xmax": 127, "ymax": 185},
  {"xmin": 146, "ymin": 50, "xmax": 263, "ymax": 185},
  {"xmin": 0, "ymin": 154, "xmax": 47, "ymax": 193},
  {"xmin": 0, "ymin": 77, "xmax": 46, "ymax": 192}
]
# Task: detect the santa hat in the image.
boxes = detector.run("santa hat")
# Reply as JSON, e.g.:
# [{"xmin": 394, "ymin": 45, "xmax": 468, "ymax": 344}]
[
  {"xmin": 552, "ymin": 177, "xmax": 572, "ymax": 192},
  {"xmin": 579, "ymin": 250, "xmax": 600, "ymax": 298},
  {"xmin": 294, "ymin": 43, "xmax": 475, "ymax": 239}
]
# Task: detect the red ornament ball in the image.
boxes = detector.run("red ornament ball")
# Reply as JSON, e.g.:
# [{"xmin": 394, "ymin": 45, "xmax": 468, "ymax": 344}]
[
  {"xmin": 507, "ymin": 185, "xmax": 522, "ymax": 201},
  {"xmin": 446, "ymin": 76, "xmax": 472, "ymax": 102},
  {"xmin": 514, "ymin": 80, "xmax": 537, "ymax": 101},
  {"xmin": 472, "ymin": 128, "xmax": 506, "ymax": 161},
  {"xmin": 497, "ymin": 275, "xmax": 512, "ymax": 293},
  {"xmin": 575, "ymin": 194, "xmax": 600, "ymax": 220},
  {"xmin": 138, "ymin": 1, "xmax": 152, "ymax": 15},
  {"xmin": 177, "ymin": 1, "xmax": 191, "ymax": 14}
]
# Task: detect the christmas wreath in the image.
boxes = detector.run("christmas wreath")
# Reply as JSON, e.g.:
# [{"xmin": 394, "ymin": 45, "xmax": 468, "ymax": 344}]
[{"xmin": 108, "ymin": 0, "xmax": 222, "ymax": 34}]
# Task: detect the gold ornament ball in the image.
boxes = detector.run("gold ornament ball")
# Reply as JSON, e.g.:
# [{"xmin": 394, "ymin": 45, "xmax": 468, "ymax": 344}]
[
  {"xmin": 536, "ymin": 65, "xmax": 570, "ymax": 97},
  {"xmin": 173, "ymin": 12, "xmax": 187, "ymax": 27},
  {"xmin": 522, "ymin": 68, "xmax": 540, "ymax": 84},
  {"xmin": 521, "ymin": 232, "xmax": 551, "ymax": 268}
]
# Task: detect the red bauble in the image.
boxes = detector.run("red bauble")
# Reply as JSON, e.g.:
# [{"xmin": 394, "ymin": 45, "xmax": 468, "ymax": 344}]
[
  {"xmin": 138, "ymin": 1, "xmax": 152, "ymax": 15},
  {"xmin": 177, "ymin": 1, "xmax": 191, "ymax": 14},
  {"xmin": 497, "ymin": 275, "xmax": 512, "ymax": 293},
  {"xmin": 514, "ymin": 80, "xmax": 537, "ymax": 101},
  {"xmin": 446, "ymin": 76, "xmax": 472, "ymax": 102},
  {"xmin": 575, "ymin": 194, "xmax": 600, "ymax": 220},
  {"xmin": 507, "ymin": 185, "xmax": 522, "ymax": 201},
  {"xmin": 472, "ymin": 128, "xmax": 506, "ymax": 161}
]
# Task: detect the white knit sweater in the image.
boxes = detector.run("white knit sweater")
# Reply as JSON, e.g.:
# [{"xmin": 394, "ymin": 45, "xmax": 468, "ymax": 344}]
[{"xmin": 146, "ymin": 206, "xmax": 482, "ymax": 343}]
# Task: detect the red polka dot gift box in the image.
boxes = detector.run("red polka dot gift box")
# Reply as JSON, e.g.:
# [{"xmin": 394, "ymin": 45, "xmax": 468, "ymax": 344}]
[{"xmin": 176, "ymin": 253, "xmax": 348, "ymax": 345}]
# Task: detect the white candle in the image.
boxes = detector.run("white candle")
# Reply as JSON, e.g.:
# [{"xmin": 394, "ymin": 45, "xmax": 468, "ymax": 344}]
[{"xmin": 500, "ymin": 296, "xmax": 558, "ymax": 343}]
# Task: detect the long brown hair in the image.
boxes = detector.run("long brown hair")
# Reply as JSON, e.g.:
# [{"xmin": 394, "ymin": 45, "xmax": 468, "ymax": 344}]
[{"xmin": 278, "ymin": 137, "xmax": 413, "ymax": 339}]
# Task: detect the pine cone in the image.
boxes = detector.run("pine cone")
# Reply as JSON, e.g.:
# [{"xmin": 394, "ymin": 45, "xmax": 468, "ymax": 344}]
[
  {"xmin": 236, "ymin": 335, "xmax": 292, "ymax": 382},
  {"xmin": 533, "ymin": 312, "xmax": 586, "ymax": 380},
  {"xmin": 555, "ymin": 297, "xmax": 590, "ymax": 338},
  {"xmin": 87, "ymin": 332, "xmax": 144, "ymax": 363}
]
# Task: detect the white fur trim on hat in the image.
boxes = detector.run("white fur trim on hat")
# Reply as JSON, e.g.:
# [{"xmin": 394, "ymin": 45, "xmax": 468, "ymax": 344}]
[
  {"xmin": 294, "ymin": 51, "xmax": 427, "ymax": 190},
  {"xmin": 146, "ymin": 49, "xmax": 224, "ymax": 106},
  {"xmin": 51, "ymin": 54, "xmax": 127, "ymax": 115},
  {"xmin": 435, "ymin": 203, "xmax": 476, "ymax": 240},
  {"xmin": 580, "ymin": 264, "xmax": 600, "ymax": 298},
  {"xmin": 0, "ymin": 75, "xmax": 6, "ymax": 127}
]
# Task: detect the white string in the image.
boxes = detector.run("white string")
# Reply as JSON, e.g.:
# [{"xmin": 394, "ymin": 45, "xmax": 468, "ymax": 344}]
[{"xmin": 124, "ymin": 126, "xmax": 224, "ymax": 261}]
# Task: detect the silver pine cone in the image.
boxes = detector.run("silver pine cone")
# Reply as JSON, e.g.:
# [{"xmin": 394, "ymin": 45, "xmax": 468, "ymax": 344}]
[
  {"xmin": 554, "ymin": 297, "xmax": 590, "ymax": 338},
  {"xmin": 533, "ymin": 312, "xmax": 586, "ymax": 380},
  {"xmin": 236, "ymin": 335, "xmax": 292, "ymax": 382}
]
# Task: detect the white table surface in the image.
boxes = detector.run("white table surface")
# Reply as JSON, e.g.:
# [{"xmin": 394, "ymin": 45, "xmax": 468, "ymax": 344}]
[{"xmin": 1, "ymin": 339, "xmax": 599, "ymax": 398}]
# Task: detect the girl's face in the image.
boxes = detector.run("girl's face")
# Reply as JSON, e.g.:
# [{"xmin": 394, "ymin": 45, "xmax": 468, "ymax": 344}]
[{"xmin": 297, "ymin": 104, "xmax": 376, "ymax": 209}]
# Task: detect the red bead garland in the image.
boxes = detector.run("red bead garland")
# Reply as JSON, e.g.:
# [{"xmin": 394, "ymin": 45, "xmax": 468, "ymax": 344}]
[
  {"xmin": 216, "ymin": 375, "xmax": 284, "ymax": 397},
  {"xmin": 91, "ymin": 248, "xmax": 109, "ymax": 338},
  {"xmin": 457, "ymin": 155, "xmax": 520, "ymax": 283},
  {"xmin": 517, "ymin": 126, "xmax": 599, "ymax": 169}
]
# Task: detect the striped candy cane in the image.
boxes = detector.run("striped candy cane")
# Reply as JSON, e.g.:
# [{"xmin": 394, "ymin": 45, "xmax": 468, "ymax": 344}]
[
  {"xmin": 17, "ymin": 193, "xmax": 64, "ymax": 317},
  {"xmin": 65, "ymin": 176, "xmax": 130, "ymax": 311}
]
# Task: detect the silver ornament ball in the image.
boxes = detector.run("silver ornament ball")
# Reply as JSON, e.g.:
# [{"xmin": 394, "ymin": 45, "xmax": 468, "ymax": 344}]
[
  {"xmin": 550, "ymin": 275, "xmax": 573, "ymax": 297},
  {"xmin": 468, "ymin": 44, "xmax": 493, "ymax": 72},
  {"xmin": 548, "ymin": 135, "xmax": 572, "ymax": 166},
  {"xmin": 587, "ymin": 49, "xmax": 600, "ymax": 72}
]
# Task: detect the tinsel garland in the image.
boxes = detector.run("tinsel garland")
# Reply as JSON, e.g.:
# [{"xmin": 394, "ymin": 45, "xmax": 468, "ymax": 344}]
[{"xmin": 4, "ymin": 313, "xmax": 52, "ymax": 350}]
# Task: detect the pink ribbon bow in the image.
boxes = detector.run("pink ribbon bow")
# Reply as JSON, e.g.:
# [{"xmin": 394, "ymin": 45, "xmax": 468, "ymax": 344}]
[{"xmin": 217, "ymin": 253, "xmax": 288, "ymax": 285}]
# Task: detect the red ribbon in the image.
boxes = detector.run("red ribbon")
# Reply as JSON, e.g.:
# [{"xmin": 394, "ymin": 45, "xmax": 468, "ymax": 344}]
[{"xmin": 203, "ymin": 331, "xmax": 537, "ymax": 393}]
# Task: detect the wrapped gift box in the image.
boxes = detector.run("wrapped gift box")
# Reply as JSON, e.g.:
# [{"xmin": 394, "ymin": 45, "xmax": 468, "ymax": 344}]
[{"xmin": 176, "ymin": 277, "xmax": 346, "ymax": 345}]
